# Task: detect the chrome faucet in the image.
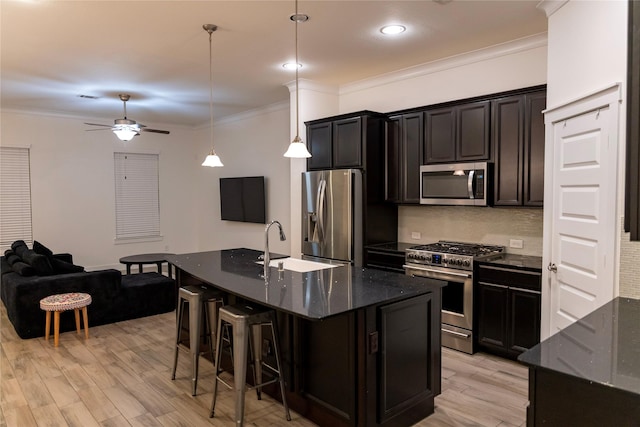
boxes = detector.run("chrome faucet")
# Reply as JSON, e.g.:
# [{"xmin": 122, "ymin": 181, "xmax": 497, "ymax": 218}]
[{"xmin": 263, "ymin": 220, "xmax": 286, "ymax": 278}]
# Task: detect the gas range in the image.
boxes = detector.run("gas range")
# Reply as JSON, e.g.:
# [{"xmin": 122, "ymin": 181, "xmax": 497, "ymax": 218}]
[{"xmin": 405, "ymin": 241, "xmax": 505, "ymax": 271}]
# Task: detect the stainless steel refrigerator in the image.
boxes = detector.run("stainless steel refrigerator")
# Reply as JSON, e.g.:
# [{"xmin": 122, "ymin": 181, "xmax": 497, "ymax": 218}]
[{"xmin": 302, "ymin": 169, "xmax": 363, "ymax": 266}]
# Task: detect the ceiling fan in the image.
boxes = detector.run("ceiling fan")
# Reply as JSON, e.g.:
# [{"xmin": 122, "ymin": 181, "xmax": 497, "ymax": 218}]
[{"xmin": 84, "ymin": 94, "xmax": 170, "ymax": 141}]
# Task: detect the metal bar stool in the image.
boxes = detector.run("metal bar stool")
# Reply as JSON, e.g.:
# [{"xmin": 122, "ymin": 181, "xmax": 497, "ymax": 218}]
[
  {"xmin": 210, "ymin": 303, "xmax": 291, "ymax": 426},
  {"xmin": 171, "ymin": 285, "xmax": 224, "ymax": 396}
]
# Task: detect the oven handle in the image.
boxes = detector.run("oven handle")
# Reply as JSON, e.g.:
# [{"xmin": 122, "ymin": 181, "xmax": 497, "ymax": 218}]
[
  {"xmin": 442, "ymin": 328, "xmax": 471, "ymax": 338},
  {"xmin": 403, "ymin": 265, "xmax": 472, "ymax": 280}
]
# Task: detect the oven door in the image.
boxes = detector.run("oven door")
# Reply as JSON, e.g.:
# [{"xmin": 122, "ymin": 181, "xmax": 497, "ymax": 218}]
[{"xmin": 405, "ymin": 263, "xmax": 475, "ymax": 353}]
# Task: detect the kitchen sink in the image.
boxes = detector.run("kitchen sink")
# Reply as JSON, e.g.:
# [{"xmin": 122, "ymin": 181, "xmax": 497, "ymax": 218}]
[{"xmin": 257, "ymin": 257, "xmax": 338, "ymax": 273}]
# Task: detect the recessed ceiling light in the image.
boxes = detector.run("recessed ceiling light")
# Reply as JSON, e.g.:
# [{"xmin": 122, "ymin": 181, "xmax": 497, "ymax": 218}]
[
  {"xmin": 283, "ymin": 62, "xmax": 302, "ymax": 70},
  {"xmin": 380, "ymin": 25, "xmax": 406, "ymax": 35}
]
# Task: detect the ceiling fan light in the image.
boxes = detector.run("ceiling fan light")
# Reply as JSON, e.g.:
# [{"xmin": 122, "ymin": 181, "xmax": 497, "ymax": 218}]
[
  {"xmin": 113, "ymin": 128, "xmax": 138, "ymax": 141},
  {"xmin": 202, "ymin": 150, "xmax": 224, "ymax": 167},
  {"xmin": 284, "ymin": 137, "xmax": 311, "ymax": 158}
]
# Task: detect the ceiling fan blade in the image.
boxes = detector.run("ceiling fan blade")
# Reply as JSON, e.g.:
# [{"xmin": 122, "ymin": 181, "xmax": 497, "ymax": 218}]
[
  {"xmin": 85, "ymin": 128, "xmax": 112, "ymax": 132},
  {"xmin": 84, "ymin": 122, "xmax": 113, "ymax": 128},
  {"xmin": 141, "ymin": 128, "xmax": 170, "ymax": 135}
]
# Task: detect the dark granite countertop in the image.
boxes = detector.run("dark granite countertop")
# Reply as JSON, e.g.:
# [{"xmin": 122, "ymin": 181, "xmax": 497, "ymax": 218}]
[
  {"xmin": 166, "ymin": 248, "xmax": 444, "ymax": 320},
  {"xmin": 477, "ymin": 253, "xmax": 543, "ymax": 272},
  {"xmin": 365, "ymin": 242, "xmax": 415, "ymax": 254},
  {"xmin": 519, "ymin": 297, "xmax": 640, "ymax": 396}
]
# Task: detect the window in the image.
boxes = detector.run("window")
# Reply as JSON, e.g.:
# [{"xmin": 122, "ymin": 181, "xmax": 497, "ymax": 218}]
[
  {"xmin": 114, "ymin": 152, "xmax": 161, "ymax": 241},
  {"xmin": 0, "ymin": 147, "xmax": 33, "ymax": 252}
]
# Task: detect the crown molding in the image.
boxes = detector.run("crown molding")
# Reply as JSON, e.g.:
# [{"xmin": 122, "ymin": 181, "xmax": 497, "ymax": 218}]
[
  {"xmin": 537, "ymin": 0, "xmax": 569, "ymax": 17},
  {"xmin": 340, "ymin": 32, "xmax": 548, "ymax": 96},
  {"xmin": 284, "ymin": 78, "xmax": 339, "ymax": 94},
  {"xmin": 211, "ymin": 100, "xmax": 289, "ymax": 127}
]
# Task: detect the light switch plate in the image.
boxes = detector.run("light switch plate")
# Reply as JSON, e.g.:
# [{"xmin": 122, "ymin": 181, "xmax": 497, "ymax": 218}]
[
  {"xmin": 509, "ymin": 239, "xmax": 524, "ymax": 249},
  {"xmin": 411, "ymin": 231, "xmax": 421, "ymax": 240}
]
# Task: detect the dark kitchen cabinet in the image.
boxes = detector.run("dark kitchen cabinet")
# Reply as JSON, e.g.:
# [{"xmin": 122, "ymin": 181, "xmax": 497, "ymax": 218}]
[
  {"xmin": 306, "ymin": 111, "xmax": 386, "ymax": 171},
  {"xmin": 475, "ymin": 261, "xmax": 541, "ymax": 359},
  {"xmin": 291, "ymin": 290, "xmax": 442, "ymax": 427},
  {"xmin": 424, "ymin": 100, "xmax": 490, "ymax": 164},
  {"xmin": 386, "ymin": 113, "xmax": 423, "ymax": 204},
  {"xmin": 493, "ymin": 90, "xmax": 546, "ymax": 207}
]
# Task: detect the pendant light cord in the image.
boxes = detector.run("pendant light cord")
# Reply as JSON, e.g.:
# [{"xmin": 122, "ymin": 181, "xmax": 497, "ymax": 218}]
[
  {"xmin": 294, "ymin": 0, "xmax": 300, "ymax": 141},
  {"xmin": 209, "ymin": 29, "xmax": 215, "ymax": 152}
]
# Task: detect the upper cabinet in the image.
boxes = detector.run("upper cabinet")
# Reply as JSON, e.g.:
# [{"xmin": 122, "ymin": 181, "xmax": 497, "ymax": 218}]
[
  {"xmin": 424, "ymin": 100, "xmax": 491, "ymax": 164},
  {"xmin": 492, "ymin": 90, "xmax": 546, "ymax": 207},
  {"xmin": 386, "ymin": 113, "xmax": 423, "ymax": 204},
  {"xmin": 306, "ymin": 111, "xmax": 385, "ymax": 171}
]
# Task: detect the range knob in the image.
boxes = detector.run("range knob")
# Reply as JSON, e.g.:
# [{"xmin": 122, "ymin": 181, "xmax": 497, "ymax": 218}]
[{"xmin": 463, "ymin": 259, "xmax": 471, "ymax": 267}]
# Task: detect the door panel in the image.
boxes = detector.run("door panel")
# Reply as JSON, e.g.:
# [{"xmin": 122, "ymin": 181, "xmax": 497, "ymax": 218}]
[{"xmin": 549, "ymin": 104, "xmax": 616, "ymax": 335}]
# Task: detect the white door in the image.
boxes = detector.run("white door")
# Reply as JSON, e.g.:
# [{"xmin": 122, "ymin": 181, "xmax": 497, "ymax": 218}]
[{"xmin": 543, "ymin": 85, "xmax": 620, "ymax": 338}]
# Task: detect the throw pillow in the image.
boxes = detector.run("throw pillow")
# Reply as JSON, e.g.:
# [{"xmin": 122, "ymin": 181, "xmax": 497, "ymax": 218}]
[
  {"xmin": 50, "ymin": 258, "xmax": 84, "ymax": 274},
  {"xmin": 11, "ymin": 261, "xmax": 35, "ymax": 276},
  {"xmin": 5, "ymin": 252, "xmax": 21, "ymax": 266},
  {"xmin": 21, "ymin": 250, "xmax": 54, "ymax": 276},
  {"xmin": 33, "ymin": 241, "xmax": 54, "ymax": 258},
  {"xmin": 11, "ymin": 240, "xmax": 29, "ymax": 259}
]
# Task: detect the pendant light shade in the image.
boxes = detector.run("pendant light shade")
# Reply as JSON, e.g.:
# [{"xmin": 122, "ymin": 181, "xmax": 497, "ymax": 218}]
[
  {"xmin": 284, "ymin": 0, "xmax": 312, "ymax": 159},
  {"xmin": 202, "ymin": 24, "xmax": 223, "ymax": 167}
]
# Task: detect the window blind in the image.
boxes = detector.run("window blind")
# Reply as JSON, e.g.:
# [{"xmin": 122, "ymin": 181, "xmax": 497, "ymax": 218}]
[
  {"xmin": 0, "ymin": 147, "xmax": 33, "ymax": 252},
  {"xmin": 114, "ymin": 152, "xmax": 160, "ymax": 240}
]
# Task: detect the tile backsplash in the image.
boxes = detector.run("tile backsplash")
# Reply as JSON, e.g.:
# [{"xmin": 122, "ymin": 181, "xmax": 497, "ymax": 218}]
[
  {"xmin": 399, "ymin": 205, "xmax": 543, "ymax": 256},
  {"xmin": 619, "ymin": 217, "xmax": 640, "ymax": 299}
]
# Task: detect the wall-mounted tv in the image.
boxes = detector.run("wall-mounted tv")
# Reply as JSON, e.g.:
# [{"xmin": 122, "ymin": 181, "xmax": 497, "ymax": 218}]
[{"xmin": 219, "ymin": 176, "xmax": 266, "ymax": 224}]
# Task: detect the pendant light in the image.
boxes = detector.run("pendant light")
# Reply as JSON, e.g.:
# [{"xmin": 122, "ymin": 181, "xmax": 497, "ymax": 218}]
[
  {"xmin": 284, "ymin": 0, "xmax": 312, "ymax": 158},
  {"xmin": 202, "ymin": 24, "xmax": 223, "ymax": 167}
]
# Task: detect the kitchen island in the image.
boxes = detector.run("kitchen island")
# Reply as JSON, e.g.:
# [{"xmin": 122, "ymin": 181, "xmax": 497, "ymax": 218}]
[
  {"xmin": 519, "ymin": 297, "xmax": 640, "ymax": 426},
  {"xmin": 166, "ymin": 248, "xmax": 444, "ymax": 427}
]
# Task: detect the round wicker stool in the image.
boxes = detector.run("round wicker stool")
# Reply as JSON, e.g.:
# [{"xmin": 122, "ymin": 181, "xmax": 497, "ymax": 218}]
[{"xmin": 39, "ymin": 292, "xmax": 92, "ymax": 347}]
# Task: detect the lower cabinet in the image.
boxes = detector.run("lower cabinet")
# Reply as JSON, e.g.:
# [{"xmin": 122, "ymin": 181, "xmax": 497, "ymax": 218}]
[
  {"xmin": 475, "ymin": 263, "xmax": 541, "ymax": 359},
  {"xmin": 289, "ymin": 291, "xmax": 441, "ymax": 427}
]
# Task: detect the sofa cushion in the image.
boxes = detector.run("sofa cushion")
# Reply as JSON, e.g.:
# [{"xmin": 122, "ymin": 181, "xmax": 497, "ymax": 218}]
[
  {"xmin": 33, "ymin": 241, "xmax": 54, "ymax": 258},
  {"xmin": 11, "ymin": 261, "xmax": 35, "ymax": 276},
  {"xmin": 20, "ymin": 250, "xmax": 54, "ymax": 276},
  {"xmin": 50, "ymin": 258, "xmax": 84, "ymax": 274}
]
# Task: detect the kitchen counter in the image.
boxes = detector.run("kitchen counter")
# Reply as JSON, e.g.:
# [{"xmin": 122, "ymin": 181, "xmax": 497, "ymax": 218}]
[
  {"xmin": 519, "ymin": 297, "xmax": 640, "ymax": 425},
  {"xmin": 167, "ymin": 248, "xmax": 444, "ymax": 427},
  {"xmin": 166, "ymin": 248, "xmax": 443, "ymax": 320},
  {"xmin": 479, "ymin": 253, "xmax": 543, "ymax": 272},
  {"xmin": 365, "ymin": 241, "xmax": 415, "ymax": 253}
]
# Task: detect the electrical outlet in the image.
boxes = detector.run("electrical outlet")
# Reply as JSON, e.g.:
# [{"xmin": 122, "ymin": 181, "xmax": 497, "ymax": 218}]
[
  {"xmin": 411, "ymin": 231, "xmax": 421, "ymax": 240},
  {"xmin": 509, "ymin": 239, "xmax": 524, "ymax": 249}
]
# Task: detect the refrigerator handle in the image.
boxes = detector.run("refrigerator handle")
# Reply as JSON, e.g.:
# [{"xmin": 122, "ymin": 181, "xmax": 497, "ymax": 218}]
[{"xmin": 317, "ymin": 179, "xmax": 326, "ymax": 242}]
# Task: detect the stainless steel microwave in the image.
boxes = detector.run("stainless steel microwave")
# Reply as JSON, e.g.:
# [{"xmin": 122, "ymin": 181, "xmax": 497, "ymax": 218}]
[{"xmin": 420, "ymin": 162, "xmax": 491, "ymax": 206}]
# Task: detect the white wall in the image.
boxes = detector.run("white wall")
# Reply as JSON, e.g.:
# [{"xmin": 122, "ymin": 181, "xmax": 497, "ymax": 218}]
[
  {"xmin": 0, "ymin": 110, "xmax": 199, "ymax": 270},
  {"xmin": 339, "ymin": 34, "xmax": 547, "ymax": 115},
  {"xmin": 544, "ymin": 0, "xmax": 632, "ymax": 296},
  {"xmin": 195, "ymin": 103, "xmax": 292, "ymax": 256}
]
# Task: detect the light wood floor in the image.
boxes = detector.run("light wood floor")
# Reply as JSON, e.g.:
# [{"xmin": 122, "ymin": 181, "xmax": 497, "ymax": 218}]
[{"xmin": 0, "ymin": 305, "xmax": 528, "ymax": 426}]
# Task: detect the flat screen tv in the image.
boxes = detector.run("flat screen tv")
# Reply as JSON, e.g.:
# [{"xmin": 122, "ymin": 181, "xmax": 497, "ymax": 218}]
[{"xmin": 219, "ymin": 176, "xmax": 266, "ymax": 224}]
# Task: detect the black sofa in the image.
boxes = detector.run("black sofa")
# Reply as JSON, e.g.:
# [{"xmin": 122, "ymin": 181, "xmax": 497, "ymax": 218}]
[{"xmin": 1, "ymin": 241, "xmax": 176, "ymax": 339}]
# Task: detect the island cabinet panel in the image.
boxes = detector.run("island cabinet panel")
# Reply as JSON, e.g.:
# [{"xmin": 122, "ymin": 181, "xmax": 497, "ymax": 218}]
[
  {"xmin": 377, "ymin": 293, "xmax": 436, "ymax": 424},
  {"xmin": 424, "ymin": 101, "xmax": 490, "ymax": 164},
  {"xmin": 295, "ymin": 313, "xmax": 357, "ymax": 425},
  {"xmin": 386, "ymin": 113, "xmax": 423, "ymax": 204}
]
